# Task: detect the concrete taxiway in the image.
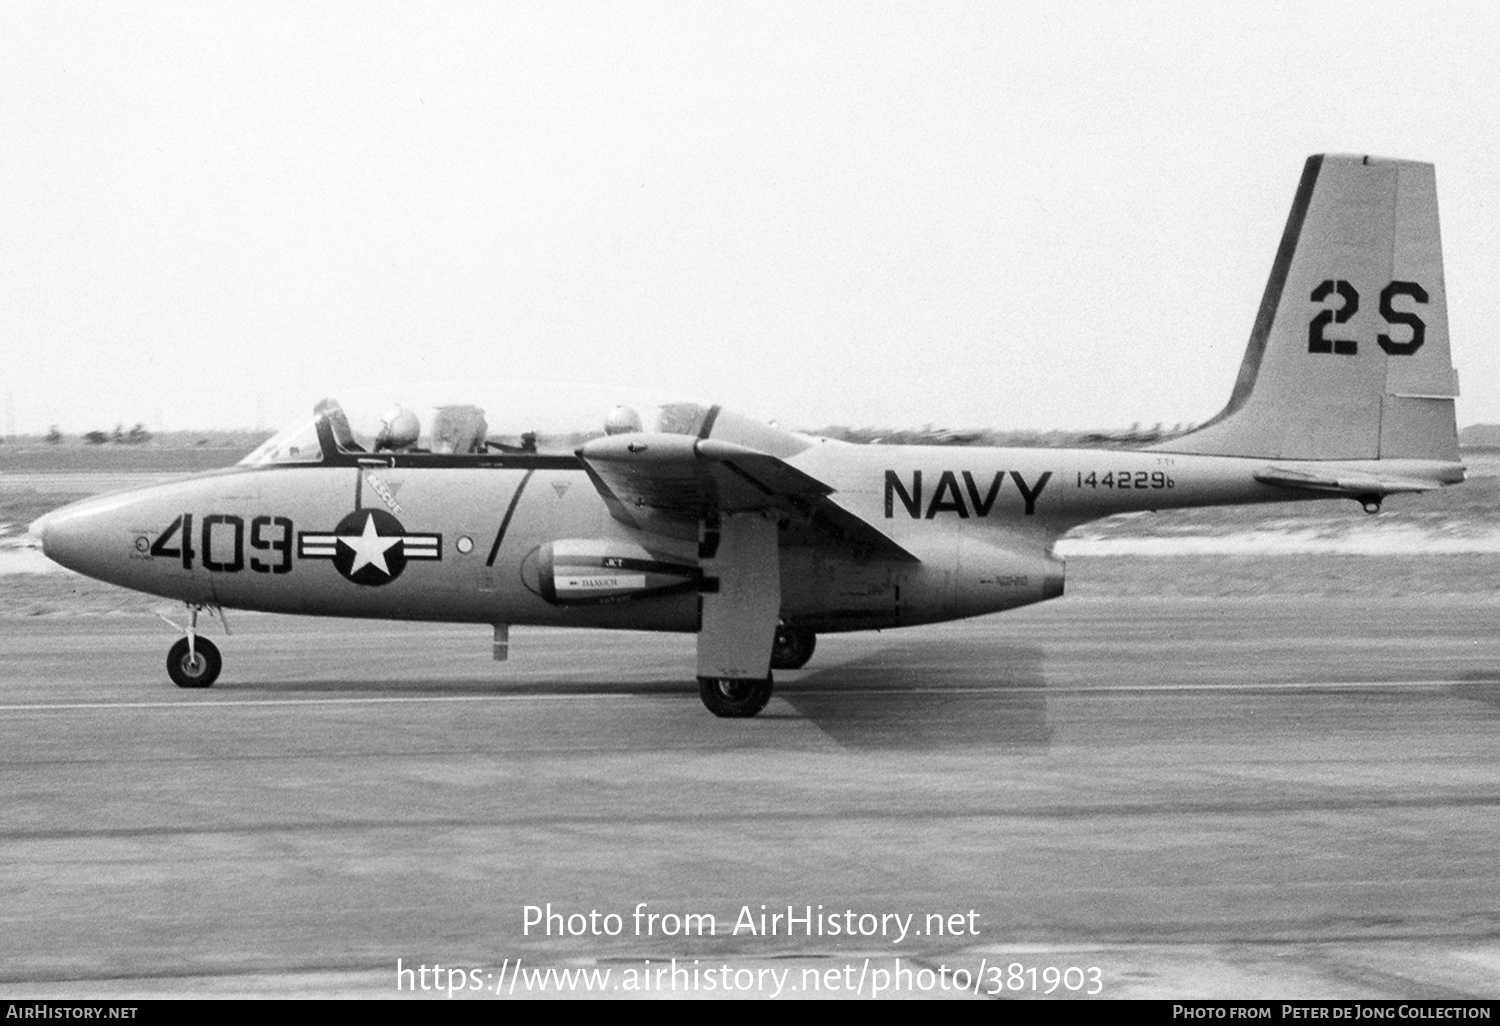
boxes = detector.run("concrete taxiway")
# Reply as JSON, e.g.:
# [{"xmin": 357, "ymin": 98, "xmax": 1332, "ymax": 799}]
[{"xmin": 1, "ymin": 595, "xmax": 1498, "ymax": 999}]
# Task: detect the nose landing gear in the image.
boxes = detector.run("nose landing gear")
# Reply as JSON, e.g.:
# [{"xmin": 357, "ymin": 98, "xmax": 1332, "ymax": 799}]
[
  {"xmin": 167, "ymin": 635, "xmax": 221, "ymax": 688},
  {"xmin": 163, "ymin": 603, "xmax": 224, "ymax": 689}
]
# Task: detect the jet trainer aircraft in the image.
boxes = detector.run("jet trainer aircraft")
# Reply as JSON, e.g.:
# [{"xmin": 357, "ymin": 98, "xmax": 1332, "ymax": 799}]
[{"xmin": 34, "ymin": 155, "xmax": 1466, "ymax": 716}]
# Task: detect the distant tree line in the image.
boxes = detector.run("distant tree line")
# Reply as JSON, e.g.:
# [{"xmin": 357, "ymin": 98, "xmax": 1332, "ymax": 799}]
[
  {"xmin": 79, "ymin": 423, "xmax": 153, "ymax": 445},
  {"xmin": 13, "ymin": 426, "xmax": 272, "ymax": 448}
]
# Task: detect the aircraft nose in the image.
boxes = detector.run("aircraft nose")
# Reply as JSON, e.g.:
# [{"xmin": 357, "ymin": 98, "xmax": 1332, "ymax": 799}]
[
  {"xmin": 35, "ymin": 498, "xmax": 107, "ymax": 574},
  {"xmin": 33, "ymin": 492, "xmax": 149, "ymax": 581},
  {"xmin": 33, "ymin": 487, "xmax": 219, "ymax": 604}
]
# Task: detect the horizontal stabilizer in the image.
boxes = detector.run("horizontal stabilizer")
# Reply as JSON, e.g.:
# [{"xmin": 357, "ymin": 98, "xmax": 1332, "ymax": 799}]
[
  {"xmin": 1253, "ymin": 465, "xmax": 1454, "ymax": 498},
  {"xmin": 578, "ymin": 433, "xmax": 917, "ymax": 561}
]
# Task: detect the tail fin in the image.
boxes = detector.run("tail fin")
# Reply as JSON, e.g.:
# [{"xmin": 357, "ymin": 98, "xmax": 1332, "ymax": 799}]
[{"xmin": 1164, "ymin": 154, "xmax": 1459, "ymax": 462}]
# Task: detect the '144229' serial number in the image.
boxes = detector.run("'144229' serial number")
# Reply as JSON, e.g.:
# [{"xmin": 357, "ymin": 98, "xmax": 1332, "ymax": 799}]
[{"xmin": 1076, "ymin": 471, "xmax": 1174, "ymax": 489}]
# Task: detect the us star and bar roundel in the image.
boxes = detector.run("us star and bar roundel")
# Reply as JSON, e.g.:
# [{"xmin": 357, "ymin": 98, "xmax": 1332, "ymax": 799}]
[{"xmin": 297, "ymin": 509, "xmax": 442, "ymax": 586}]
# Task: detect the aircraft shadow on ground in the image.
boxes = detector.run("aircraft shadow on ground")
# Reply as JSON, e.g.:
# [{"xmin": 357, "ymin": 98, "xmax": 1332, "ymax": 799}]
[
  {"xmin": 1452, "ymin": 672, "xmax": 1500, "ymax": 710},
  {"xmin": 772, "ymin": 642, "xmax": 1053, "ymax": 750},
  {"xmin": 218, "ymin": 642, "xmax": 1054, "ymax": 748},
  {"xmin": 221, "ymin": 676, "xmax": 698, "ymax": 697}
]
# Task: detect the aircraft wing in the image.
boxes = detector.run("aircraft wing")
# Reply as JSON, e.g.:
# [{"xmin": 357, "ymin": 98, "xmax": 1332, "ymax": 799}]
[
  {"xmin": 1253, "ymin": 466, "xmax": 1445, "ymax": 497},
  {"xmin": 577, "ymin": 434, "xmax": 918, "ymax": 562}
]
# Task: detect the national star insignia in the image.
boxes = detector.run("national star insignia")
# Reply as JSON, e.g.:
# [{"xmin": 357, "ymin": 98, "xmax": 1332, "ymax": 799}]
[{"xmin": 339, "ymin": 512, "xmax": 402, "ymax": 576}]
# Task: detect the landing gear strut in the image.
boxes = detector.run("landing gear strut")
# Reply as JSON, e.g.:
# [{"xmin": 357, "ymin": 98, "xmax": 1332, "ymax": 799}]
[
  {"xmin": 770, "ymin": 624, "xmax": 816, "ymax": 670},
  {"xmin": 698, "ymin": 675, "xmax": 774, "ymax": 718},
  {"xmin": 166, "ymin": 604, "xmax": 222, "ymax": 688}
]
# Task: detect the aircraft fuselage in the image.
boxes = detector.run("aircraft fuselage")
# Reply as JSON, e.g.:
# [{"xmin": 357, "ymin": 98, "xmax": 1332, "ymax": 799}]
[{"xmin": 37, "ymin": 444, "xmax": 1461, "ymax": 635}]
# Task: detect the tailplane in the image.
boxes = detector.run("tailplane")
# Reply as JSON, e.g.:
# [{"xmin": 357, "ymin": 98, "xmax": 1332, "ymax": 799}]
[{"xmin": 1162, "ymin": 154, "xmax": 1459, "ymax": 462}]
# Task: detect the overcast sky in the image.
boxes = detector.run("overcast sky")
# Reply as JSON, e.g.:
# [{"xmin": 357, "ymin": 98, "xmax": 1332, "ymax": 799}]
[{"xmin": 3, "ymin": 1, "xmax": 1498, "ymax": 435}]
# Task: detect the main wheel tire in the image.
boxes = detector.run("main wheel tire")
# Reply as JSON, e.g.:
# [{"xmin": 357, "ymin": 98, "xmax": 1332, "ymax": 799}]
[
  {"xmin": 770, "ymin": 625, "xmax": 816, "ymax": 670},
  {"xmin": 698, "ymin": 675, "xmax": 774, "ymax": 718},
  {"xmin": 167, "ymin": 636, "xmax": 221, "ymax": 689}
]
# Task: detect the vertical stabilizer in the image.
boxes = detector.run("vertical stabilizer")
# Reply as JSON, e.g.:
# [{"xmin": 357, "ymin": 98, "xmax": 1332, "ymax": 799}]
[{"xmin": 1162, "ymin": 155, "xmax": 1459, "ymax": 462}]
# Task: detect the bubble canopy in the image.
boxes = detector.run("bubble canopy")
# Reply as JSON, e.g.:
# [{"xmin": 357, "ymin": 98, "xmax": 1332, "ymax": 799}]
[{"xmin": 239, "ymin": 382, "xmax": 808, "ymax": 466}]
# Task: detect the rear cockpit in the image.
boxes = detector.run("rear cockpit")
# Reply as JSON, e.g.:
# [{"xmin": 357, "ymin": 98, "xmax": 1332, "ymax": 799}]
[{"xmin": 239, "ymin": 382, "xmax": 810, "ymax": 467}]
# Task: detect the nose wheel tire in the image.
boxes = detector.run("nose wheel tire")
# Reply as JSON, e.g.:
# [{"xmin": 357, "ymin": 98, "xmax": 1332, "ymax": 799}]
[
  {"xmin": 770, "ymin": 625, "xmax": 816, "ymax": 670},
  {"xmin": 698, "ymin": 675, "xmax": 773, "ymax": 718},
  {"xmin": 168, "ymin": 636, "xmax": 222, "ymax": 689}
]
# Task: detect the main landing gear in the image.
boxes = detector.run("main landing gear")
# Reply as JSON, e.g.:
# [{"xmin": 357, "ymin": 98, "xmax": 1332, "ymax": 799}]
[
  {"xmin": 698, "ymin": 624, "xmax": 813, "ymax": 716},
  {"xmin": 769, "ymin": 624, "xmax": 816, "ymax": 670},
  {"xmin": 698, "ymin": 675, "xmax": 774, "ymax": 718},
  {"xmin": 164, "ymin": 603, "xmax": 223, "ymax": 689}
]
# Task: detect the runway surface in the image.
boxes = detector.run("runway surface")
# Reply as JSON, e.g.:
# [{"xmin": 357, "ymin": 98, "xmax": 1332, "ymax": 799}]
[{"xmin": 2, "ymin": 596, "xmax": 1499, "ymax": 999}]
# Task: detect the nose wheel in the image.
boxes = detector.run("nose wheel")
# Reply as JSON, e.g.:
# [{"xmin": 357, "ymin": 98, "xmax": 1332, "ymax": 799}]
[
  {"xmin": 167, "ymin": 636, "xmax": 221, "ymax": 688},
  {"xmin": 163, "ymin": 603, "xmax": 223, "ymax": 688}
]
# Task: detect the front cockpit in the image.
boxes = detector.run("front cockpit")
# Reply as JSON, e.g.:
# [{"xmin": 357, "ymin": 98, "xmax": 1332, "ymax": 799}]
[{"xmin": 239, "ymin": 382, "xmax": 811, "ymax": 467}]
